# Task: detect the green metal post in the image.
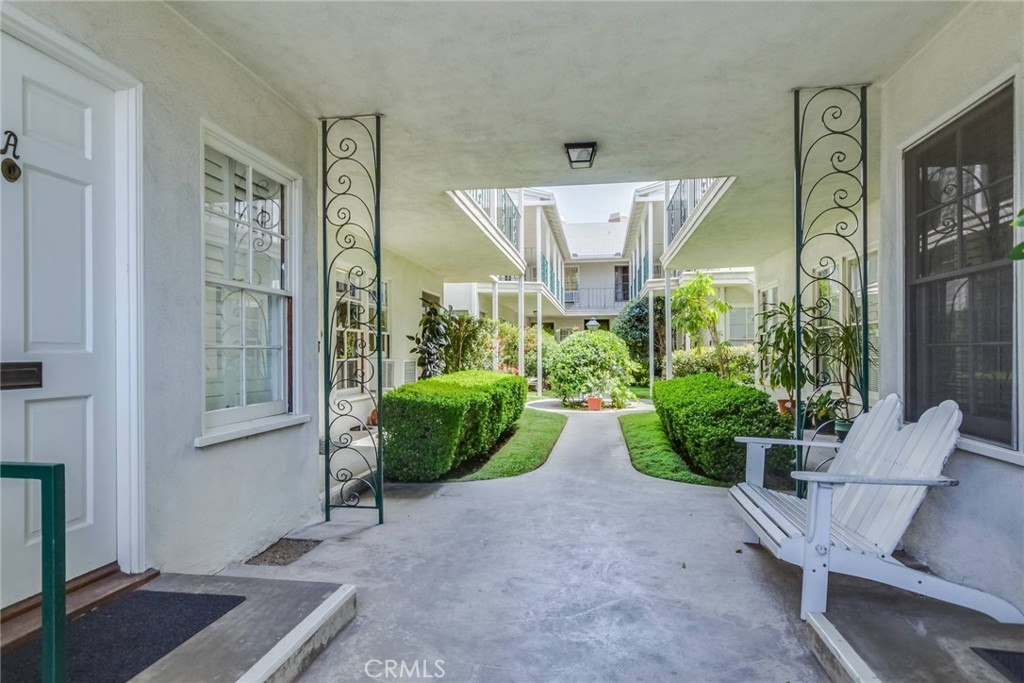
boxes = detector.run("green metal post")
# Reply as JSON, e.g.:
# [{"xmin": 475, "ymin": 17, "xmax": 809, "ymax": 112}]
[
  {"xmin": 321, "ymin": 119, "xmax": 332, "ymax": 522},
  {"xmin": 859, "ymin": 85, "xmax": 870, "ymax": 412},
  {"xmin": 793, "ymin": 89, "xmax": 806, "ymax": 498},
  {"xmin": 2, "ymin": 462, "xmax": 66, "ymax": 683},
  {"xmin": 374, "ymin": 114, "xmax": 384, "ymax": 526}
]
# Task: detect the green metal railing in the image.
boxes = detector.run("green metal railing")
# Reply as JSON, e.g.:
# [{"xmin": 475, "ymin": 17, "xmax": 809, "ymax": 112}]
[{"xmin": 1, "ymin": 462, "xmax": 66, "ymax": 682}]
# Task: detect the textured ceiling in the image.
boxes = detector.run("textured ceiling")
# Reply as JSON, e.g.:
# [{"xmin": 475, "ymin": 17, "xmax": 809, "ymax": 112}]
[{"xmin": 170, "ymin": 1, "xmax": 964, "ymax": 272}]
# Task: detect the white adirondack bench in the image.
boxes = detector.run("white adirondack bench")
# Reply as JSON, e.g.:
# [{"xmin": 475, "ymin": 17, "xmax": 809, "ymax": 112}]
[{"xmin": 731, "ymin": 394, "xmax": 1024, "ymax": 623}]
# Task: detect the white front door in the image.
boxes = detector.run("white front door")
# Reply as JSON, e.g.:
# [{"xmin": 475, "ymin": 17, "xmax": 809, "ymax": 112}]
[{"xmin": 1, "ymin": 34, "xmax": 118, "ymax": 607}]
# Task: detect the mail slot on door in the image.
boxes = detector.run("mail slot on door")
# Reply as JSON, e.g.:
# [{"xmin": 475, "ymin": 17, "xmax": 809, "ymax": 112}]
[{"xmin": 0, "ymin": 362, "xmax": 43, "ymax": 390}]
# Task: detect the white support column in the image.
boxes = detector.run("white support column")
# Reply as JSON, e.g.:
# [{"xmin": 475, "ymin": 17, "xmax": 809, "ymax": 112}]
[
  {"xmin": 647, "ymin": 202, "xmax": 654, "ymax": 288},
  {"xmin": 663, "ymin": 181, "xmax": 673, "ymax": 379},
  {"xmin": 517, "ymin": 275, "xmax": 525, "ymax": 376},
  {"xmin": 648, "ymin": 289, "xmax": 655, "ymax": 392},
  {"xmin": 492, "ymin": 281, "xmax": 499, "ymax": 370},
  {"xmin": 535, "ymin": 206, "xmax": 542, "ymax": 286},
  {"xmin": 536, "ymin": 291, "xmax": 543, "ymax": 396}
]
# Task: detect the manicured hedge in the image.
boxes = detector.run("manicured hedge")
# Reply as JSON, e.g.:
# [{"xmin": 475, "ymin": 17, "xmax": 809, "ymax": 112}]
[
  {"xmin": 381, "ymin": 371, "xmax": 527, "ymax": 481},
  {"xmin": 652, "ymin": 373, "xmax": 791, "ymax": 483}
]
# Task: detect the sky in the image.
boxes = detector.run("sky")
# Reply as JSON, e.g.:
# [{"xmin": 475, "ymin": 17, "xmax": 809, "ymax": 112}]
[{"xmin": 541, "ymin": 181, "xmax": 654, "ymax": 224}]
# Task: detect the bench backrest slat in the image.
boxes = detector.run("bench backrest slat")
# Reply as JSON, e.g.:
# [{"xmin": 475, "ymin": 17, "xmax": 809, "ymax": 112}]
[
  {"xmin": 830, "ymin": 394, "xmax": 903, "ymax": 476},
  {"xmin": 832, "ymin": 400, "xmax": 961, "ymax": 554}
]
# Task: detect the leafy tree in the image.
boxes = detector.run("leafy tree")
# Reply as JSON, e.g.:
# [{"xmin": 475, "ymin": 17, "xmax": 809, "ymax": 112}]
[
  {"xmin": 671, "ymin": 272, "xmax": 731, "ymax": 375},
  {"xmin": 611, "ymin": 296, "xmax": 665, "ymax": 380},
  {"xmin": 497, "ymin": 322, "xmax": 557, "ymax": 378},
  {"xmin": 444, "ymin": 313, "xmax": 495, "ymax": 373},
  {"xmin": 547, "ymin": 330, "xmax": 637, "ymax": 407},
  {"xmin": 407, "ymin": 298, "xmax": 448, "ymax": 379}
]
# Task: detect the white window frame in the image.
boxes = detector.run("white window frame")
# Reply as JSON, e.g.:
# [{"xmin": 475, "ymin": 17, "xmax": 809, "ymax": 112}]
[
  {"xmin": 894, "ymin": 72, "xmax": 1023, "ymax": 465},
  {"xmin": 199, "ymin": 121, "xmax": 304, "ymax": 436},
  {"xmin": 845, "ymin": 247, "xmax": 880, "ymax": 400}
]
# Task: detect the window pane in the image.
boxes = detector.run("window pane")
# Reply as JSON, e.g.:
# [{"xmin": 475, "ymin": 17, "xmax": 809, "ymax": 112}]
[
  {"xmin": 251, "ymin": 229, "xmax": 284, "ymax": 289},
  {"xmin": 960, "ymin": 88, "xmax": 1015, "ymax": 191},
  {"xmin": 242, "ymin": 290, "xmax": 284, "ymax": 347},
  {"xmin": 924, "ymin": 277, "xmax": 970, "ymax": 344},
  {"xmin": 961, "ymin": 179, "xmax": 1013, "ymax": 268},
  {"xmin": 915, "ymin": 205, "xmax": 959, "ymax": 277},
  {"xmin": 251, "ymin": 169, "xmax": 284, "ymax": 234},
  {"xmin": 206, "ymin": 348, "xmax": 241, "ymax": 411},
  {"xmin": 204, "ymin": 146, "xmax": 247, "ymax": 220},
  {"xmin": 245, "ymin": 348, "xmax": 282, "ymax": 405},
  {"xmin": 911, "ymin": 130, "xmax": 957, "ymax": 214},
  {"xmin": 205, "ymin": 213, "xmax": 248, "ymax": 281},
  {"xmin": 206, "ymin": 284, "xmax": 244, "ymax": 346},
  {"xmin": 972, "ymin": 266, "xmax": 1014, "ymax": 343}
]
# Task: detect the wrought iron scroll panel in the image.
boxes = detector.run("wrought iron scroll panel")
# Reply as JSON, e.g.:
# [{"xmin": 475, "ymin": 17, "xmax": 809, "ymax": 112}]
[
  {"xmin": 793, "ymin": 86, "xmax": 870, "ymax": 492},
  {"xmin": 322, "ymin": 116, "xmax": 384, "ymax": 523}
]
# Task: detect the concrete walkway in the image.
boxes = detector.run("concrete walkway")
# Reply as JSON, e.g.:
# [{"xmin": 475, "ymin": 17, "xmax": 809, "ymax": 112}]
[{"xmin": 222, "ymin": 409, "xmax": 826, "ymax": 682}]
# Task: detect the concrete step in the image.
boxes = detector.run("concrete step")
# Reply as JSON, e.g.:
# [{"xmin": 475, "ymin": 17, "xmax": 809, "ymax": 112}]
[{"xmin": 132, "ymin": 574, "xmax": 356, "ymax": 683}]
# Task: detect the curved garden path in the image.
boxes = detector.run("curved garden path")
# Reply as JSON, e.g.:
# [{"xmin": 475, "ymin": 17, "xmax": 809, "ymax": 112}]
[{"xmin": 226, "ymin": 409, "xmax": 826, "ymax": 682}]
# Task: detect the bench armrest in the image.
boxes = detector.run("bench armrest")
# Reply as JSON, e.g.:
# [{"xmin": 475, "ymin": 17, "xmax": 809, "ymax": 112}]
[
  {"xmin": 791, "ymin": 472, "xmax": 959, "ymax": 487},
  {"xmin": 735, "ymin": 436, "xmax": 842, "ymax": 449}
]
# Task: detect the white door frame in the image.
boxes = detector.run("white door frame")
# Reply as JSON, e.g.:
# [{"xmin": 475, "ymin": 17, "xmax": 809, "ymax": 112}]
[{"xmin": 2, "ymin": 6, "xmax": 147, "ymax": 573}]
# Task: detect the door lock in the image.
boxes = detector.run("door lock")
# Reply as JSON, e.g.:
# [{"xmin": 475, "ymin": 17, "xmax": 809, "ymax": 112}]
[{"xmin": 2, "ymin": 158, "xmax": 21, "ymax": 183}]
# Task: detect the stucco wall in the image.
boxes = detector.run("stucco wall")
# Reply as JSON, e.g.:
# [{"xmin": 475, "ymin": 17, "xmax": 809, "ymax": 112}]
[
  {"xmin": 388, "ymin": 249, "xmax": 444, "ymax": 374},
  {"xmin": 877, "ymin": 1, "xmax": 1024, "ymax": 609},
  {"xmin": 13, "ymin": 1, "xmax": 322, "ymax": 573}
]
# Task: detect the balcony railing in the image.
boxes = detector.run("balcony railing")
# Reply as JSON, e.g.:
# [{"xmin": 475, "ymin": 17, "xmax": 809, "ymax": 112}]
[
  {"xmin": 497, "ymin": 189, "xmax": 520, "ymax": 247},
  {"xmin": 466, "ymin": 188, "xmax": 520, "ymax": 248},
  {"xmin": 667, "ymin": 178, "xmax": 716, "ymax": 244},
  {"xmin": 564, "ymin": 287, "xmax": 628, "ymax": 311}
]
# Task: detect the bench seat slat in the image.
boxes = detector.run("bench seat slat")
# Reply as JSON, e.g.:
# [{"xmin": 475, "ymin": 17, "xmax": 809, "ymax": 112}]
[{"xmin": 734, "ymin": 483, "xmax": 885, "ymax": 557}]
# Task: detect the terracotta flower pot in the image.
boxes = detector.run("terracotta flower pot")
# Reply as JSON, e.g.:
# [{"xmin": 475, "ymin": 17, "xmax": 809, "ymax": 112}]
[
  {"xmin": 587, "ymin": 396, "xmax": 603, "ymax": 411},
  {"xmin": 777, "ymin": 398, "xmax": 795, "ymax": 415}
]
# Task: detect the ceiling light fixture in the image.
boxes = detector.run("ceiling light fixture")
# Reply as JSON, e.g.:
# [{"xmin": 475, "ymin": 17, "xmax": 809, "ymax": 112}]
[{"xmin": 564, "ymin": 142, "xmax": 598, "ymax": 169}]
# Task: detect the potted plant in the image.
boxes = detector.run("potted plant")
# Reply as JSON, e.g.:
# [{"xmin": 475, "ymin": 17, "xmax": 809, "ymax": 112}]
[
  {"xmin": 585, "ymin": 377, "xmax": 611, "ymax": 411},
  {"xmin": 828, "ymin": 319, "xmax": 879, "ymax": 441},
  {"xmin": 804, "ymin": 390, "xmax": 838, "ymax": 434},
  {"xmin": 756, "ymin": 298, "xmax": 812, "ymax": 415}
]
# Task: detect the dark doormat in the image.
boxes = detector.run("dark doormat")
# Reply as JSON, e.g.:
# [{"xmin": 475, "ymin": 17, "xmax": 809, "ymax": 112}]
[
  {"xmin": 973, "ymin": 648, "xmax": 1024, "ymax": 683},
  {"xmin": 1, "ymin": 590, "xmax": 245, "ymax": 683}
]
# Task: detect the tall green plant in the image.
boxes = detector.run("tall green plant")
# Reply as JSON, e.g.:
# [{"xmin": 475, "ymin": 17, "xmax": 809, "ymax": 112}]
[
  {"xmin": 756, "ymin": 297, "xmax": 812, "ymax": 403},
  {"xmin": 829, "ymin": 319, "xmax": 879, "ymax": 419},
  {"xmin": 444, "ymin": 313, "xmax": 495, "ymax": 373},
  {"xmin": 407, "ymin": 298, "xmax": 448, "ymax": 379},
  {"xmin": 672, "ymin": 272, "xmax": 731, "ymax": 376},
  {"xmin": 611, "ymin": 296, "xmax": 665, "ymax": 380}
]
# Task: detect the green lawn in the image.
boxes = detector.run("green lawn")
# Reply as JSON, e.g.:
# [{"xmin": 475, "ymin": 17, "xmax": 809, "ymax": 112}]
[
  {"xmin": 629, "ymin": 385, "xmax": 651, "ymax": 400},
  {"xmin": 457, "ymin": 408, "xmax": 568, "ymax": 481},
  {"xmin": 618, "ymin": 411, "xmax": 726, "ymax": 487}
]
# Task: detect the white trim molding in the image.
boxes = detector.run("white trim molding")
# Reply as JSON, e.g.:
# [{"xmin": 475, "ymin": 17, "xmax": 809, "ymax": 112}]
[{"xmin": 1, "ymin": 5, "xmax": 149, "ymax": 572}]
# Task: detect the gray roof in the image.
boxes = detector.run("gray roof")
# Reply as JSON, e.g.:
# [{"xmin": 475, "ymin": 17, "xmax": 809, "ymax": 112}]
[{"xmin": 562, "ymin": 222, "xmax": 628, "ymax": 259}]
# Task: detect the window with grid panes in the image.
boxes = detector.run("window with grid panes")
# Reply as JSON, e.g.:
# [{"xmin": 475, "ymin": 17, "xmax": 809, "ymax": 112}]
[
  {"xmin": 203, "ymin": 144, "xmax": 293, "ymax": 427},
  {"xmin": 904, "ymin": 85, "xmax": 1016, "ymax": 446}
]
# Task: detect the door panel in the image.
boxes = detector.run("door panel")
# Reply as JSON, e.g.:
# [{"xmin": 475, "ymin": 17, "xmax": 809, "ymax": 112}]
[{"xmin": 1, "ymin": 34, "xmax": 117, "ymax": 607}]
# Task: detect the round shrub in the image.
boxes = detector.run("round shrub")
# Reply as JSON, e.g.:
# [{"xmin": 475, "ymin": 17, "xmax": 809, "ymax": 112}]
[
  {"xmin": 653, "ymin": 373, "xmax": 791, "ymax": 482},
  {"xmin": 547, "ymin": 330, "xmax": 637, "ymax": 407}
]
